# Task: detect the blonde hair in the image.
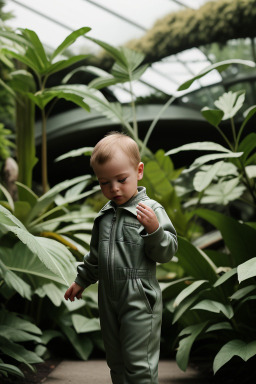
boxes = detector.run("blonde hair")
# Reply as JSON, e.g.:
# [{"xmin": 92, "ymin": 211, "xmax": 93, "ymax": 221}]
[{"xmin": 90, "ymin": 132, "xmax": 141, "ymax": 169}]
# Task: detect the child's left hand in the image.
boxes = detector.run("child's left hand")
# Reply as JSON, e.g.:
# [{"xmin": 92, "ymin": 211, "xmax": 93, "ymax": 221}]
[{"xmin": 136, "ymin": 202, "xmax": 159, "ymax": 234}]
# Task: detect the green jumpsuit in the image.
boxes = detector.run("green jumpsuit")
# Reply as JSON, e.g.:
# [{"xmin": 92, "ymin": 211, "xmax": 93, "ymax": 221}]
[{"xmin": 75, "ymin": 187, "xmax": 178, "ymax": 384}]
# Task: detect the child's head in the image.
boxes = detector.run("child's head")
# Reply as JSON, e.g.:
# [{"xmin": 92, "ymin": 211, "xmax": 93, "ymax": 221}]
[
  {"xmin": 90, "ymin": 131, "xmax": 140, "ymax": 170},
  {"xmin": 91, "ymin": 132, "xmax": 144, "ymax": 205}
]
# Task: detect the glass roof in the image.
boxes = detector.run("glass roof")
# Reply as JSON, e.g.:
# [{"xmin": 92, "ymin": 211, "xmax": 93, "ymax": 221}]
[{"xmin": 4, "ymin": 0, "xmax": 223, "ymax": 102}]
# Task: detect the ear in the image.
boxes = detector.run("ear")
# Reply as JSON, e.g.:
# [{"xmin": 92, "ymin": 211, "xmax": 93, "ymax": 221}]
[{"xmin": 137, "ymin": 162, "xmax": 144, "ymax": 180}]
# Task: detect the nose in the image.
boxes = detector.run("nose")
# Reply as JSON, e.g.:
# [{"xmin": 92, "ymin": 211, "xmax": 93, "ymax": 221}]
[{"xmin": 110, "ymin": 182, "xmax": 119, "ymax": 192}]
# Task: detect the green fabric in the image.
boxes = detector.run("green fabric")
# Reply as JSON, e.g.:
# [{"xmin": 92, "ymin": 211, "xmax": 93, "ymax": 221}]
[{"xmin": 75, "ymin": 187, "xmax": 177, "ymax": 383}]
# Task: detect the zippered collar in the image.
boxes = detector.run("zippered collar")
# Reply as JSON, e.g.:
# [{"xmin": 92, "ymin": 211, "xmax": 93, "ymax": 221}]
[{"xmin": 96, "ymin": 187, "xmax": 148, "ymax": 219}]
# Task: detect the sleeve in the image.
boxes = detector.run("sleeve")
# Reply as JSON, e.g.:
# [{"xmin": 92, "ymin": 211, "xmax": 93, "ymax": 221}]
[
  {"xmin": 74, "ymin": 220, "xmax": 99, "ymax": 289},
  {"xmin": 141, "ymin": 205, "xmax": 178, "ymax": 264}
]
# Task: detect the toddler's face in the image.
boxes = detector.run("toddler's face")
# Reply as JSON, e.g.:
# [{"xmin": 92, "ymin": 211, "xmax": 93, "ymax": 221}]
[{"xmin": 93, "ymin": 150, "xmax": 144, "ymax": 205}]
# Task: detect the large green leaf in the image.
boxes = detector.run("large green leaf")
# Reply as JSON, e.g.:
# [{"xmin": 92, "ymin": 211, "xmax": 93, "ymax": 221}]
[
  {"xmin": 35, "ymin": 283, "xmax": 64, "ymax": 306},
  {"xmin": 193, "ymin": 161, "xmax": 224, "ymax": 192},
  {"xmin": 0, "ymin": 335, "xmax": 43, "ymax": 369},
  {"xmin": 0, "ymin": 326, "xmax": 41, "ymax": 343},
  {"xmin": 166, "ymin": 141, "xmax": 231, "ymax": 156},
  {"xmin": 200, "ymin": 177, "xmax": 246, "ymax": 205},
  {"xmin": 0, "ymin": 259, "xmax": 32, "ymax": 300},
  {"xmin": 176, "ymin": 322, "xmax": 208, "ymax": 371},
  {"xmin": 60, "ymin": 325, "xmax": 93, "ymax": 360},
  {"xmin": 26, "ymin": 175, "xmax": 92, "ymax": 222},
  {"xmin": 0, "ymin": 205, "xmax": 76, "ymax": 285},
  {"xmin": 176, "ymin": 237, "xmax": 218, "ymax": 284},
  {"xmin": 213, "ymin": 340, "xmax": 256, "ymax": 374},
  {"xmin": 174, "ymin": 280, "xmax": 209, "ymax": 307},
  {"xmin": 0, "ymin": 309, "xmax": 42, "ymax": 335},
  {"xmin": 178, "ymin": 59, "xmax": 255, "ymax": 91},
  {"xmin": 0, "ymin": 244, "xmax": 65, "ymax": 285},
  {"xmin": 184, "ymin": 152, "xmax": 243, "ymax": 173},
  {"xmin": 191, "ymin": 299, "xmax": 234, "ymax": 319},
  {"xmin": 238, "ymin": 258, "xmax": 256, "ymax": 284},
  {"xmin": 0, "ymin": 363, "xmax": 24, "ymax": 378},
  {"xmin": 196, "ymin": 209, "xmax": 256, "ymax": 266},
  {"xmin": 71, "ymin": 315, "xmax": 100, "ymax": 333},
  {"xmin": 172, "ymin": 292, "xmax": 202, "ymax": 324}
]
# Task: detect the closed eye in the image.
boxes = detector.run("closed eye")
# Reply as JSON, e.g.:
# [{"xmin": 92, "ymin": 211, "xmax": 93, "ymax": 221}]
[
  {"xmin": 100, "ymin": 181, "xmax": 109, "ymax": 186},
  {"xmin": 118, "ymin": 177, "xmax": 127, "ymax": 183}
]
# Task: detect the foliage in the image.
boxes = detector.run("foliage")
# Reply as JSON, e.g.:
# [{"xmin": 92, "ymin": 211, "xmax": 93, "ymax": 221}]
[
  {"xmin": 0, "ymin": 27, "xmax": 96, "ymax": 192},
  {"xmin": 162, "ymin": 209, "xmax": 256, "ymax": 376},
  {"xmin": 166, "ymin": 90, "xmax": 256, "ymax": 213}
]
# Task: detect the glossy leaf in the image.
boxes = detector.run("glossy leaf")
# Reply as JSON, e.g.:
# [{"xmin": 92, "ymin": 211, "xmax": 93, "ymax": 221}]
[
  {"xmin": 174, "ymin": 280, "xmax": 208, "ymax": 307},
  {"xmin": 193, "ymin": 161, "xmax": 224, "ymax": 192},
  {"xmin": 191, "ymin": 299, "xmax": 234, "ymax": 319},
  {"xmin": 72, "ymin": 315, "xmax": 100, "ymax": 333},
  {"xmin": 196, "ymin": 209, "xmax": 256, "ymax": 266},
  {"xmin": 166, "ymin": 141, "xmax": 230, "ymax": 156},
  {"xmin": 0, "ymin": 259, "xmax": 32, "ymax": 300},
  {"xmin": 0, "ymin": 363, "xmax": 24, "ymax": 378},
  {"xmin": 176, "ymin": 322, "xmax": 207, "ymax": 371},
  {"xmin": 213, "ymin": 340, "xmax": 256, "ymax": 374},
  {"xmin": 176, "ymin": 237, "xmax": 218, "ymax": 284}
]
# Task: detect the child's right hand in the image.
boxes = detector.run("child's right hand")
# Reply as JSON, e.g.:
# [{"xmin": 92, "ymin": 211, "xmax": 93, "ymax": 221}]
[{"xmin": 64, "ymin": 282, "xmax": 84, "ymax": 302}]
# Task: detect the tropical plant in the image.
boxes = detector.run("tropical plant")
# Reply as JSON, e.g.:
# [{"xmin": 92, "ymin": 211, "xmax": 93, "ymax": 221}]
[
  {"xmin": 166, "ymin": 90, "xmax": 256, "ymax": 215},
  {"xmin": 0, "ymin": 26, "xmax": 98, "ymax": 192}
]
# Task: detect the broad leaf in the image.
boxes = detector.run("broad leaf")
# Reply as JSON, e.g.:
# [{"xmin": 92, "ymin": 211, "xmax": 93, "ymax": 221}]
[
  {"xmin": 193, "ymin": 161, "xmax": 224, "ymax": 192},
  {"xmin": 238, "ymin": 258, "xmax": 256, "ymax": 283},
  {"xmin": 191, "ymin": 299, "xmax": 234, "ymax": 319},
  {"xmin": 213, "ymin": 340, "xmax": 256, "ymax": 374},
  {"xmin": 0, "ymin": 259, "xmax": 32, "ymax": 300},
  {"xmin": 0, "ymin": 335, "xmax": 43, "ymax": 368},
  {"xmin": 176, "ymin": 322, "xmax": 207, "ymax": 371},
  {"xmin": 71, "ymin": 315, "xmax": 100, "ymax": 333},
  {"xmin": 26, "ymin": 175, "xmax": 92, "ymax": 222},
  {"xmin": 166, "ymin": 141, "xmax": 230, "ymax": 156},
  {"xmin": 176, "ymin": 237, "xmax": 218, "ymax": 284},
  {"xmin": 0, "ymin": 363, "xmax": 24, "ymax": 378},
  {"xmin": 174, "ymin": 280, "xmax": 208, "ymax": 307},
  {"xmin": 0, "ymin": 244, "xmax": 66, "ymax": 284},
  {"xmin": 184, "ymin": 152, "xmax": 243, "ymax": 173},
  {"xmin": 230, "ymin": 285, "xmax": 256, "ymax": 300},
  {"xmin": 196, "ymin": 209, "xmax": 256, "ymax": 266}
]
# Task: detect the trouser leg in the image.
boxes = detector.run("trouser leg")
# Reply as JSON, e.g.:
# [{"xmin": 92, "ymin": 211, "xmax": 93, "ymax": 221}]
[
  {"xmin": 119, "ymin": 278, "xmax": 162, "ymax": 384},
  {"xmin": 99, "ymin": 290, "xmax": 124, "ymax": 384}
]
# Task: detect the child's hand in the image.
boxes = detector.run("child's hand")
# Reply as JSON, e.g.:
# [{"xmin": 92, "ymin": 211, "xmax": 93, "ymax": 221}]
[
  {"xmin": 64, "ymin": 282, "xmax": 84, "ymax": 302},
  {"xmin": 136, "ymin": 202, "xmax": 159, "ymax": 234}
]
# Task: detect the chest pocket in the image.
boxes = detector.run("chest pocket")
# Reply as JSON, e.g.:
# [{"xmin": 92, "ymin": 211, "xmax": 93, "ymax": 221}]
[{"xmin": 122, "ymin": 219, "xmax": 145, "ymax": 245}]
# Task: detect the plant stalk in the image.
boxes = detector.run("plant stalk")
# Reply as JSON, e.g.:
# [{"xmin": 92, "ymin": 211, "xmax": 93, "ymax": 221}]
[{"xmin": 41, "ymin": 108, "xmax": 49, "ymax": 193}]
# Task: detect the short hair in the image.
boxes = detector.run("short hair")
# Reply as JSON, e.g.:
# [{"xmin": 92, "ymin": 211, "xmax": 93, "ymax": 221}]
[{"xmin": 90, "ymin": 131, "xmax": 141, "ymax": 169}]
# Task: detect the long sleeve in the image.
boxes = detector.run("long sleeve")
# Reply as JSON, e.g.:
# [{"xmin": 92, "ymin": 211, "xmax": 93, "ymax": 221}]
[
  {"xmin": 75, "ymin": 221, "xmax": 99, "ymax": 289},
  {"xmin": 142, "ymin": 205, "xmax": 178, "ymax": 264}
]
